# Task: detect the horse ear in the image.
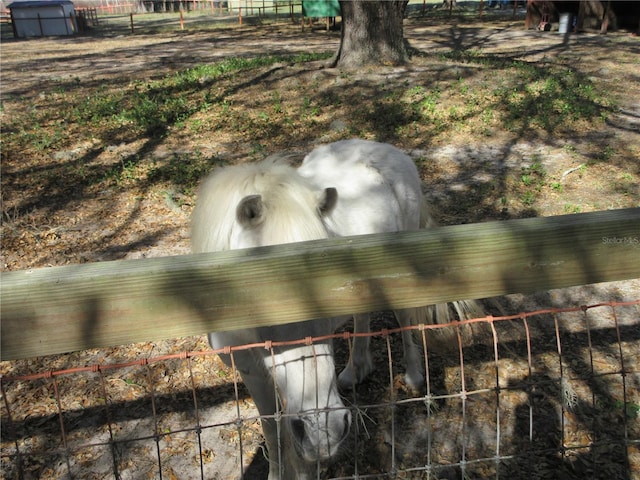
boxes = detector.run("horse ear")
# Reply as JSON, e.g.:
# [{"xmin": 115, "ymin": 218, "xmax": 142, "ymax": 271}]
[
  {"xmin": 318, "ymin": 187, "xmax": 337, "ymax": 216},
  {"xmin": 237, "ymin": 195, "xmax": 265, "ymax": 227}
]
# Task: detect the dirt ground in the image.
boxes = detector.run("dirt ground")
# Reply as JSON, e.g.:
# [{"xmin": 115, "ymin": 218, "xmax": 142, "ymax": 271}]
[
  {"xmin": 1, "ymin": 12, "xmax": 639, "ymax": 480},
  {"xmin": 1, "ymin": 16, "xmax": 639, "ymax": 268}
]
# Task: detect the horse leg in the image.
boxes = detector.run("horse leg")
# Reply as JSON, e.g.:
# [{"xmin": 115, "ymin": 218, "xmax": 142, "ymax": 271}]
[
  {"xmin": 338, "ymin": 313, "xmax": 373, "ymax": 389},
  {"xmin": 394, "ymin": 308, "xmax": 425, "ymax": 392}
]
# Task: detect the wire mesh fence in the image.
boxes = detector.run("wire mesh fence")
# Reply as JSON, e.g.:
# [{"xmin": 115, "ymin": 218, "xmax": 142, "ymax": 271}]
[{"xmin": 2, "ymin": 299, "xmax": 639, "ymax": 479}]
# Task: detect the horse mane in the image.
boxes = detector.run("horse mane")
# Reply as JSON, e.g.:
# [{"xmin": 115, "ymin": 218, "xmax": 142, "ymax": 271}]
[{"xmin": 191, "ymin": 159, "xmax": 331, "ymax": 253}]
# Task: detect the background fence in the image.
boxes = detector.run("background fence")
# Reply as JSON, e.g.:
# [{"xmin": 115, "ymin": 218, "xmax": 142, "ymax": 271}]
[
  {"xmin": 1, "ymin": 209, "xmax": 639, "ymax": 478},
  {"xmin": 0, "ymin": 0, "xmax": 530, "ymax": 37}
]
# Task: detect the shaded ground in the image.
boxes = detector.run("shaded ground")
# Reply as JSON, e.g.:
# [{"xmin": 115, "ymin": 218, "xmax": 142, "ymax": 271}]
[{"xmin": 1, "ymin": 11, "xmax": 639, "ymax": 480}]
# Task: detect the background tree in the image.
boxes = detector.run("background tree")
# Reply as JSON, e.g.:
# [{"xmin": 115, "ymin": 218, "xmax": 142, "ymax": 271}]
[{"xmin": 332, "ymin": 0, "xmax": 409, "ymax": 68}]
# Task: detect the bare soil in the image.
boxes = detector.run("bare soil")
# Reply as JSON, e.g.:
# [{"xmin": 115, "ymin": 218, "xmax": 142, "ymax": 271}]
[{"xmin": 1, "ymin": 14, "xmax": 639, "ymax": 480}]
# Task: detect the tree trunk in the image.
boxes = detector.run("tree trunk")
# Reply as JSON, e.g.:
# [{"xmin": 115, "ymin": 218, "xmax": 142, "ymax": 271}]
[{"xmin": 332, "ymin": 0, "xmax": 409, "ymax": 68}]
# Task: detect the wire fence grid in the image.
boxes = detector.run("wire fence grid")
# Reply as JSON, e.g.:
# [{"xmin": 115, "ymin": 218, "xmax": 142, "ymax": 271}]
[{"xmin": 1, "ymin": 300, "xmax": 639, "ymax": 479}]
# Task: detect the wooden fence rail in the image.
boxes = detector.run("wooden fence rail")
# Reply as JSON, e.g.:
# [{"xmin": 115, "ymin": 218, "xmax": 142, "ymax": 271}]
[{"xmin": 2, "ymin": 208, "xmax": 639, "ymax": 361}]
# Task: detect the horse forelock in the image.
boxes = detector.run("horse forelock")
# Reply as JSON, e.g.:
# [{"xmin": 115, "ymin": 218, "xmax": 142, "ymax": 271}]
[
  {"xmin": 191, "ymin": 160, "xmax": 329, "ymax": 253},
  {"xmin": 258, "ymin": 179, "xmax": 330, "ymax": 246}
]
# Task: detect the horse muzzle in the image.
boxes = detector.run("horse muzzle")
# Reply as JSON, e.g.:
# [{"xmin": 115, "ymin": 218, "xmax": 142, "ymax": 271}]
[{"xmin": 289, "ymin": 407, "xmax": 351, "ymax": 462}]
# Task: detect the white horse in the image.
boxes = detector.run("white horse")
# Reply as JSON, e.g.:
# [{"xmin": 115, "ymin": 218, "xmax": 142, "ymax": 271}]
[
  {"xmin": 299, "ymin": 140, "xmax": 483, "ymax": 390},
  {"xmin": 191, "ymin": 139, "xmax": 482, "ymax": 479}
]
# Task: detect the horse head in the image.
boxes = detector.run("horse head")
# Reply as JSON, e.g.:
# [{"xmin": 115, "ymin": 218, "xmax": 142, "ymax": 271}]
[
  {"xmin": 266, "ymin": 340, "xmax": 351, "ymax": 464},
  {"xmin": 193, "ymin": 159, "xmax": 349, "ymax": 479},
  {"xmin": 191, "ymin": 159, "xmax": 337, "ymax": 253}
]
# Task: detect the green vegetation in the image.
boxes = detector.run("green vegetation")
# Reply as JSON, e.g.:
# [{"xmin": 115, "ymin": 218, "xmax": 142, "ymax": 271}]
[
  {"xmin": 4, "ymin": 49, "xmax": 611, "ymax": 159},
  {"xmin": 3, "ymin": 52, "xmax": 333, "ymax": 196},
  {"xmin": 617, "ymin": 400, "xmax": 640, "ymax": 420},
  {"xmin": 71, "ymin": 53, "xmax": 331, "ymax": 138},
  {"xmin": 518, "ymin": 159, "xmax": 546, "ymax": 205},
  {"xmin": 2, "ymin": 24, "xmax": 633, "ymax": 225},
  {"xmin": 428, "ymin": 51, "xmax": 613, "ymax": 135}
]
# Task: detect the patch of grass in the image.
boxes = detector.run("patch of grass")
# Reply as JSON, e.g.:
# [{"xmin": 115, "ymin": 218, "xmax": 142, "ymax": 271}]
[
  {"xmin": 612, "ymin": 172, "xmax": 637, "ymax": 197},
  {"xmin": 520, "ymin": 190, "xmax": 536, "ymax": 206},
  {"xmin": 598, "ymin": 145, "xmax": 617, "ymax": 163},
  {"xmin": 271, "ymin": 91, "xmax": 283, "ymax": 114},
  {"xmin": 598, "ymin": 398, "xmax": 640, "ymax": 420},
  {"xmin": 516, "ymin": 158, "xmax": 547, "ymax": 206},
  {"xmin": 2, "ymin": 50, "xmax": 336, "ymax": 212},
  {"xmin": 499, "ymin": 64, "xmax": 608, "ymax": 132},
  {"xmin": 104, "ymin": 157, "xmax": 142, "ymax": 187},
  {"xmin": 401, "ymin": 50, "xmax": 612, "ymax": 143},
  {"xmin": 21, "ymin": 125, "xmax": 66, "ymax": 152},
  {"xmin": 147, "ymin": 150, "xmax": 219, "ymax": 195},
  {"xmin": 550, "ymin": 182, "xmax": 563, "ymax": 193},
  {"xmin": 564, "ymin": 203, "xmax": 582, "ymax": 214},
  {"xmin": 435, "ymin": 53, "xmax": 612, "ymax": 135},
  {"xmin": 69, "ymin": 52, "xmax": 332, "ymax": 140},
  {"xmin": 521, "ymin": 159, "xmax": 545, "ymax": 186},
  {"xmin": 3, "ymin": 31, "xmax": 628, "ymax": 227},
  {"xmin": 617, "ymin": 401, "xmax": 640, "ymax": 419}
]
